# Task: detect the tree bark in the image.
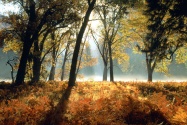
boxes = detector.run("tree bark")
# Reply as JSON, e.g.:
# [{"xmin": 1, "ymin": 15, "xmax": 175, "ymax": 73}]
[
  {"xmin": 68, "ymin": 0, "xmax": 96, "ymax": 87},
  {"xmin": 49, "ymin": 47, "xmax": 56, "ymax": 80},
  {"xmin": 31, "ymin": 39, "xmax": 42, "ymax": 83},
  {"xmin": 14, "ymin": 1, "xmax": 36, "ymax": 85},
  {"xmin": 32, "ymin": 55, "xmax": 42, "ymax": 82},
  {"xmin": 14, "ymin": 43, "xmax": 32, "ymax": 86}
]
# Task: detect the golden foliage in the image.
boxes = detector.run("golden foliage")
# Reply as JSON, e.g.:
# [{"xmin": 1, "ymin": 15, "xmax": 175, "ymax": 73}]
[
  {"xmin": 172, "ymin": 107, "xmax": 187, "ymax": 124},
  {"xmin": 0, "ymin": 81, "xmax": 187, "ymax": 124},
  {"xmin": 3, "ymin": 40, "xmax": 23, "ymax": 53}
]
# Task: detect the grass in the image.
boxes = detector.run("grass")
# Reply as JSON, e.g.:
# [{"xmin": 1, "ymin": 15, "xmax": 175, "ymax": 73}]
[{"xmin": 0, "ymin": 81, "xmax": 187, "ymax": 125}]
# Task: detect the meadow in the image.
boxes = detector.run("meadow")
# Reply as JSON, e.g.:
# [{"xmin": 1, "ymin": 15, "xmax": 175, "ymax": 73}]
[{"xmin": 0, "ymin": 81, "xmax": 187, "ymax": 125}]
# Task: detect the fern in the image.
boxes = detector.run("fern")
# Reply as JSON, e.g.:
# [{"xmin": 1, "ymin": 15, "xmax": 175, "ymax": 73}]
[{"xmin": 172, "ymin": 107, "xmax": 187, "ymax": 124}]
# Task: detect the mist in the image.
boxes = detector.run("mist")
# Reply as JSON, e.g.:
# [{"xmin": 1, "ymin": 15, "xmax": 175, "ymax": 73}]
[
  {"xmin": 0, "ymin": 46, "xmax": 187, "ymax": 82},
  {"xmin": 79, "ymin": 44, "xmax": 187, "ymax": 82},
  {"xmin": 0, "ymin": 49, "xmax": 17, "ymax": 81}
]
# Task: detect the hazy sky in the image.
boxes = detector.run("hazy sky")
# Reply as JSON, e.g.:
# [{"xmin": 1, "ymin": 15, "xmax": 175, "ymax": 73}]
[{"xmin": 0, "ymin": 1, "xmax": 19, "ymax": 15}]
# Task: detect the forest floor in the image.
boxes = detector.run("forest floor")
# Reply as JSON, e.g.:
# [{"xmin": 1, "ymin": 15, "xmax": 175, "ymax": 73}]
[{"xmin": 0, "ymin": 81, "xmax": 187, "ymax": 125}]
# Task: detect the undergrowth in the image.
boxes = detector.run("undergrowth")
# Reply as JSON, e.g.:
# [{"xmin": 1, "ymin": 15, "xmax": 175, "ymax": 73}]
[{"xmin": 0, "ymin": 81, "xmax": 187, "ymax": 125}]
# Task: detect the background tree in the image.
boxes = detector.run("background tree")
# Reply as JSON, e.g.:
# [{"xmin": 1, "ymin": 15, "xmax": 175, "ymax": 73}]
[
  {"xmin": 6, "ymin": 57, "xmax": 18, "ymax": 83},
  {"xmin": 91, "ymin": 28, "xmax": 109, "ymax": 81},
  {"xmin": 120, "ymin": 1, "xmax": 178, "ymax": 81},
  {"xmin": 48, "ymin": 30, "xmax": 70, "ymax": 81},
  {"xmin": 92, "ymin": 1, "xmax": 128, "ymax": 81},
  {"xmin": 60, "ymin": 35, "xmax": 74, "ymax": 81},
  {"xmin": 75, "ymin": 26, "xmax": 98, "ymax": 80},
  {"xmin": 175, "ymin": 44, "xmax": 187, "ymax": 68}
]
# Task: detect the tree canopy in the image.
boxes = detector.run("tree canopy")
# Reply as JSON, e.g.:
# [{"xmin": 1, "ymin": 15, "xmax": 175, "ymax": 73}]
[{"xmin": 0, "ymin": 0, "xmax": 187, "ymax": 84}]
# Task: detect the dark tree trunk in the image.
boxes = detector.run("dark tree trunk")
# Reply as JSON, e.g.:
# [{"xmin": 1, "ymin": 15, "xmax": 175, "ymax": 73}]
[
  {"xmin": 14, "ymin": 2, "xmax": 37, "ymax": 85},
  {"xmin": 31, "ymin": 30, "xmax": 51, "ymax": 83},
  {"xmin": 49, "ymin": 47, "xmax": 56, "ymax": 80},
  {"xmin": 31, "ymin": 40, "xmax": 42, "ymax": 83},
  {"xmin": 14, "ymin": 43, "xmax": 32, "ymax": 86},
  {"xmin": 103, "ymin": 64, "xmax": 107, "ymax": 81},
  {"xmin": 68, "ymin": 0, "xmax": 96, "ymax": 87},
  {"xmin": 32, "ymin": 56, "xmax": 41, "ymax": 83},
  {"xmin": 108, "ymin": 42, "xmax": 114, "ymax": 82}
]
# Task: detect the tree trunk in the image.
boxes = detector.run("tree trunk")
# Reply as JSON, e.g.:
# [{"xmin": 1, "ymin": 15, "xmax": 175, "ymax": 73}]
[
  {"xmin": 108, "ymin": 42, "xmax": 114, "ymax": 82},
  {"xmin": 68, "ymin": 0, "xmax": 96, "ymax": 87},
  {"xmin": 146, "ymin": 53, "xmax": 156, "ymax": 82},
  {"xmin": 61, "ymin": 64, "xmax": 66, "ymax": 81},
  {"xmin": 103, "ymin": 63, "xmax": 107, "ymax": 81},
  {"xmin": 146, "ymin": 54, "xmax": 153, "ymax": 82},
  {"xmin": 147, "ymin": 64, "xmax": 153, "ymax": 82},
  {"xmin": 61, "ymin": 52, "xmax": 67, "ymax": 81},
  {"xmin": 61, "ymin": 37, "xmax": 71, "ymax": 81},
  {"xmin": 31, "ymin": 39, "xmax": 42, "ymax": 83},
  {"xmin": 14, "ymin": 43, "xmax": 32, "ymax": 86},
  {"xmin": 7, "ymin": 60, "xmax": 15, "ymax": 84},
  {"xmin": 49, "ymin": 47, "xmax": 56, "ymax": 80},
  {"xmin": 49, "ymin": 65, "xmax": 56, "ymax": 80},
  {"xmin": 32, "ymin": 56, "xmax": 41, "ymax": 83}
]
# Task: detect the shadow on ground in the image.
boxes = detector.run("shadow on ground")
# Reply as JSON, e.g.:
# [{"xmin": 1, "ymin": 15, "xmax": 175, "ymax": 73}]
[
  {"xmin": 113, "ymin": 82, "xmax": 171, "ymax": 125},
  {"xmin": 41, "ymin": 86, "xmax": 73, "ymax": 125}
]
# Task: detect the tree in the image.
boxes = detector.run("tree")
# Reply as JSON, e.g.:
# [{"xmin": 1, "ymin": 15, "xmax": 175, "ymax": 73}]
[
  {"xmin": 0, "ymin": 0, "xmax": 79, "ymax": 85},
  {"xmin": 92, "ymin": 1, "xmax": 128, "ymax": 81},
  {"xmin": 168, "ymin": 0, "xmax": 187, "ymax": 71},
  {"xmin": 75, "ymin": 26, "xmax": 98, "ymax": 80},
  {"xmin": 6, "ymin": 57, "xmax": 18, "ymax": 83},
  {"xmin": 68, "ymin": 0, "xmax": 96, "ymax": 87},
  {"xmin": 120, "ymin": 2, "xmax": 175, "ymax": 82},
  {"xmin": 48, "ymin": 29, "xmax": 71, "ymax": 81},
  {"xmin": 60, "ymin": 35, "xmax": 74, "ymax": 81},
  {"xmin": 142, "ymin": 0, "xmax": 187, "ymax": 81},
  {"xmin": 175, "ymin": 44, "xmax": 187, "ymax": 67},
  {"xmin": 31, "ymin": 29, "xmax": 52, "ymax": 82},
  {"xmin": 48, "ymin": 31, "xmax": 68, "ymax": 81},
  {"xmin": 91, "ymin": 28, "xmax": 109, "ymax": 81}
]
